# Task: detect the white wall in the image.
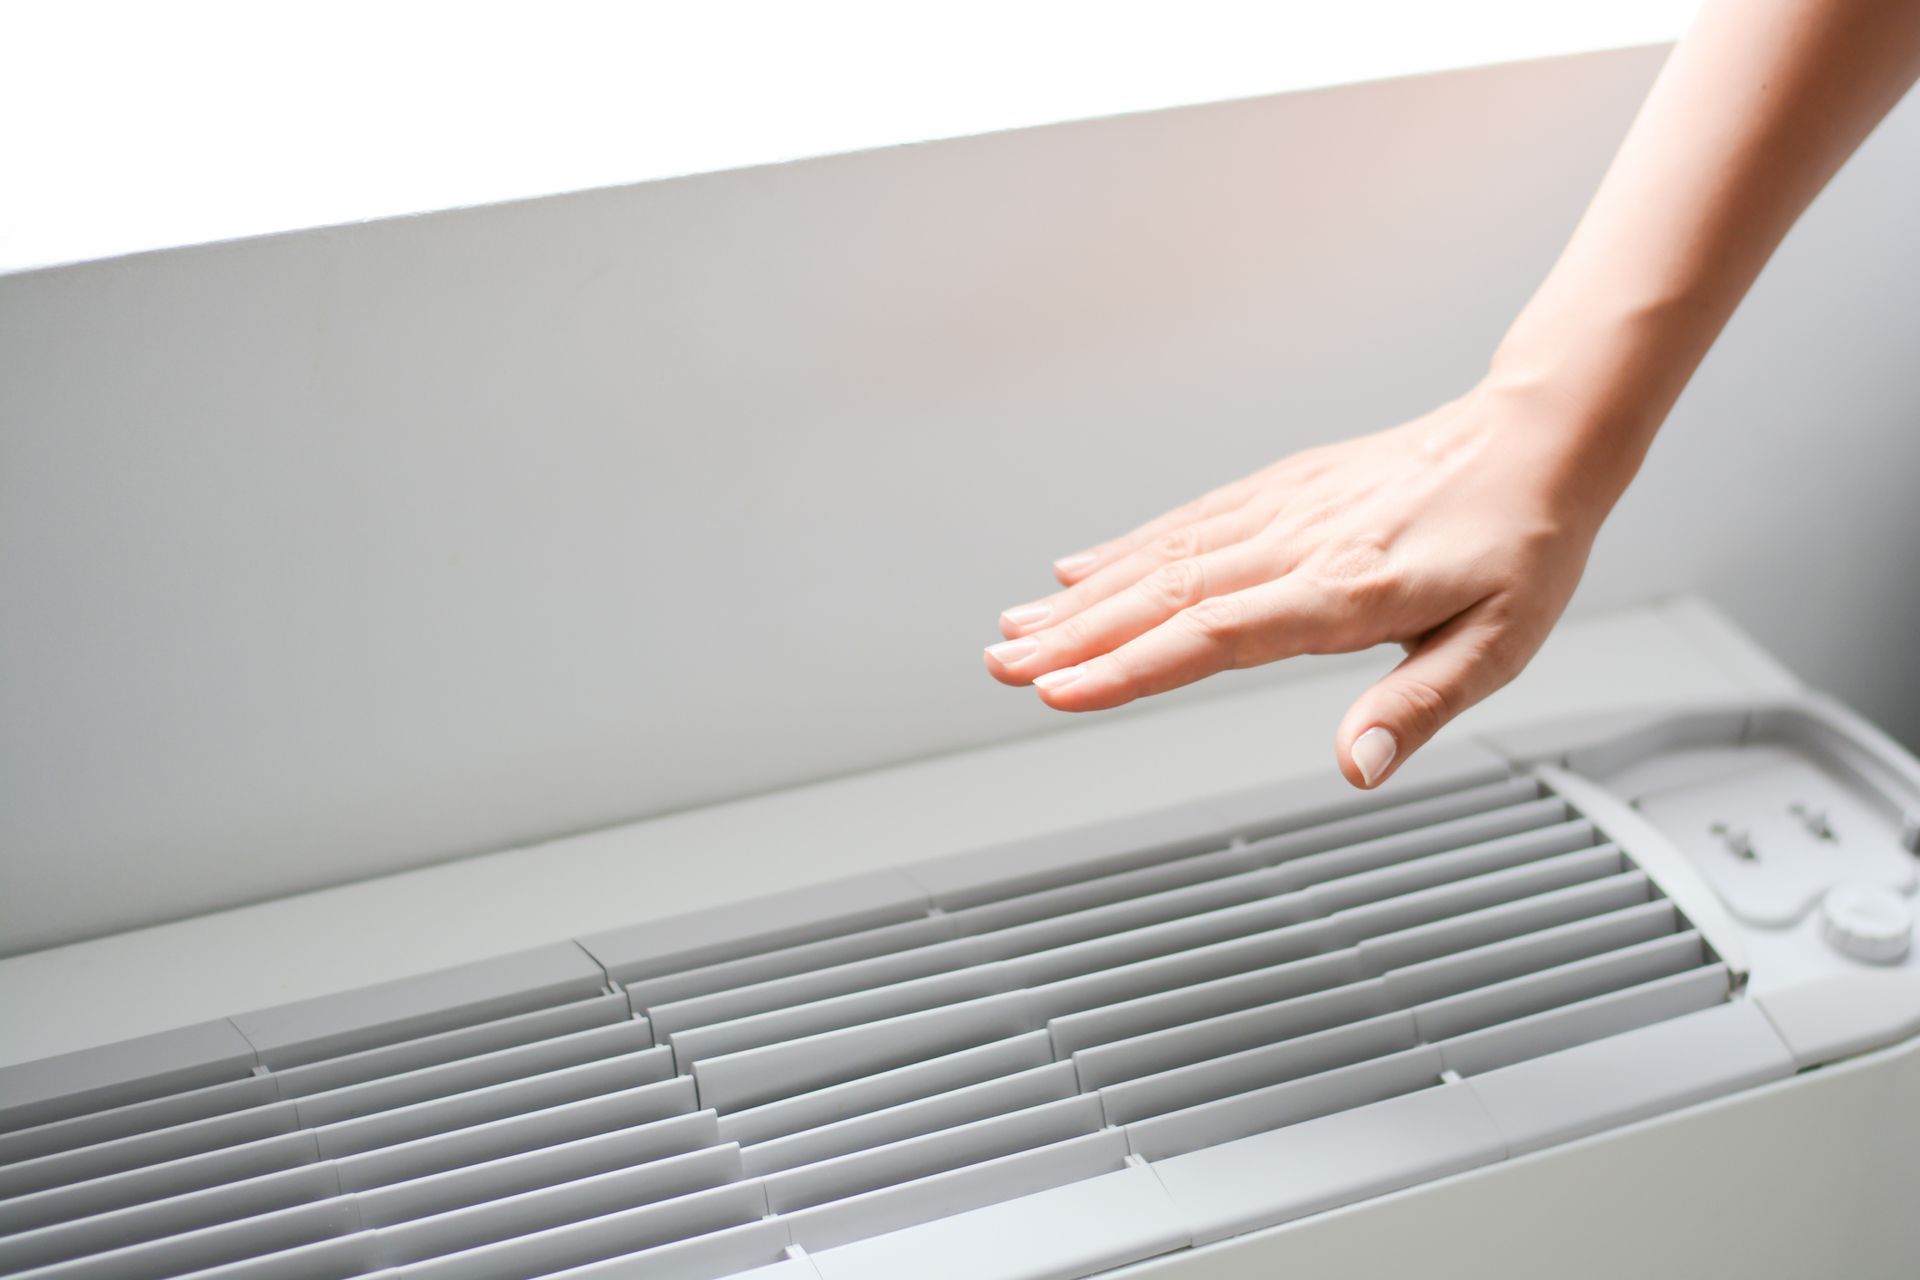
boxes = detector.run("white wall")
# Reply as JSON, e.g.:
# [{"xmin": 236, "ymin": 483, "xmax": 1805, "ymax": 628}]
[
  {"xmin": 0, "ymin": 0, "xmax": 1703, "ymax": 274},
  {"xmin": 3, "ymin": 46, "xmax": 1916, "ymax": 954}
]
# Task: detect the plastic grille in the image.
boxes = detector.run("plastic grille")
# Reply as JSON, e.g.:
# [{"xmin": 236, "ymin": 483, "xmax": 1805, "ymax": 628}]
[{"xmin": 0, "ymin": 764, "xmax": 1736, "ymax": 1280}]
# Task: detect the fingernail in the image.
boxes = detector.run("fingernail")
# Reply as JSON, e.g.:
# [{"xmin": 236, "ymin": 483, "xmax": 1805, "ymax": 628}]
[
  {"xmin": 1033, "ymin": 666, "xmax": 1084, "ymax": 691},
  {"xmin": 1053, "ymin": 552, "xmax": 1097, "ymax": 576},
  {"xmin": 986, "ymin": 637, "xmax": 1038, "ymax": 664},
  {"xmin": 1352, "ymin": 726, "xmax": 1398, "ymax": 787},
  {"xmin": 1002, "ymin": 603, "xmax": 1051, "ymax": 629}
]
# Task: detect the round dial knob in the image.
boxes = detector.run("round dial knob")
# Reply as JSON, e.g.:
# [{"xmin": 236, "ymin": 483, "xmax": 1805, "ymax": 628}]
[{"xmin": 1819, "ymin": 883, "xmax": 1913, "ymax": 964}]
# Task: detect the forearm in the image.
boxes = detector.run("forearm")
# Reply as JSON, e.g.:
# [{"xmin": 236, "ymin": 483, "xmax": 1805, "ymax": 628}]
[{"xmin": 1487, "ymin": 0, "xmax": 1920, "ymax": 511}]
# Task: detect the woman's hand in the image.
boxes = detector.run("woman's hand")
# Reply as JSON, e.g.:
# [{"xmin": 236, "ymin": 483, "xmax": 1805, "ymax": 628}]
[
  {"xmin": 983, "ymin": 381, "xmax": 1619, "ymax": 790},
  {"xmin": 980, "ymin": 0, "xmax": 1920, "ymax": 790}
]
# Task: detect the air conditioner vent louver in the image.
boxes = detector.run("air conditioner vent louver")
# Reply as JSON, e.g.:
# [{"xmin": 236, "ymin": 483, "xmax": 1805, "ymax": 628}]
[{"xmin": 0, "ymin": 750, "xmax": 1772, "ymax": 1280}]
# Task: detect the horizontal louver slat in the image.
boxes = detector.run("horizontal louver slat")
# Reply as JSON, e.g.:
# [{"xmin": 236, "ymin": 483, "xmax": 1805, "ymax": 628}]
[
  {"xmin": 952, "ymin": 844, "xmax": 1267, "ymax": 948},
  {"xmin": 1001, "ymin": 895, "xmax": 1319, "ymax": 987},
  {"xmin": 0, "ymin": 1105, "xmax": 306, "ymax": 1202},
  {"xmin": 0, "ymin": 1133, "xmax": 321, "ymax": 1237},
  {"xmin": 332, "ymin": 1076, "xmax": 697, "ymax": 1192},
  {"xmin": 1331, "ymin": 847, "xmax": 1630, "ymax": 944},
  {"xmin": 0, "ymin": 1164, "xmax": 339, "ymax": 1274},
  {"xmin": 1045, "ymin": 946, "xmax": 1363, "ymax": 1059},
  {"xmin": 289, "ymin": 1021, "xmax": 653, "ymax": 1128},
  {"xmin": 271, "ymin": 996, "xmax": 634, "ymax": 1099},
  {"xmin": 1413, "ymin": 932, "xmax": 1709, "ymax": 1042},
  {"xmin": 762, "ymin": 1095, "xmax": 1104, "ymax": 1214},
  {"xmin": 1098, "ymin": 1014, "xmax": 1423, "ymax": 1127},
  {"xmin": 782, "ymin": 1131, "xmax": 1130, "ymax": 1253},
  {"xmin": 1390, "ymin": 901, "xmax": 1689, "ymax": 1013},
  {"xmin": 690, "ymin": 993, "xmax": 1036, "ymax": 1114},
  {"xmin": 1381, "ymin": 901, "xmax": 1681, "ymax": 1006},
  {"xmin": 1072, "ymin": 981, "xmax": 1400, "ymax": 1092},
  {"xmin": 667, "ymin": 965, "xmax": 1016, "ymax": 1065},
  {"xmin": 9, "ymin": 1197, "xmax": 359, "ymax": 1280},
  {"xmin": 1235, "ymin": 776, "xmax": 1541, "ymax": 863},
  {"xmin": 528, "ymin": 1218, "xmax": 795, "ymax": 1280},
  {"xmin": 646, "ymin": 935, "xmax": 984, "ymax": 1041},
  {"xmin": 379, "ymin": 1181, "xmax": 769, "ymax": 1280},
  {"xmin": 1032, "ymin": 921, "xmax": 1346, "ymax": 1037},
  {"xmin": 714, "ymin": 1033, "xmax": 1053, "ymax": 1148},
  {"xmin": 1352, "ymin": 868, "xmax": 1653, "ymax": 970},
  {"xmin": 353, "ymin": 1112, "xmax": 722, "ymax": 1228},
  {"xmin": 944, "ymin": 846, "xmax": 1262, "ymax": 937},
  {"xmin": 621, "ymin": 914, "xmax": 958, "ymax": 1013},
  {"xmin": 369, "ymin": 1144, "xmax": 742, "ymax": 1268},
  {"xmin": 313, "ymin": 1047, "xmax": 675, "ymax": 1158},
  {"xmin": 0, "ymin": 1078, "xmax": 281, "ymax": 1168},
  {"xmin": 740, "ymin": 1062, "xmax": 1079, "ymax": 1177},
  {"xmin": 1304, "ymin": 821, "xmax": 1600, "ymax": 915},
  {"xmin": 1438, "ymin": 964, "xmax": 1734, "ymax": 1077},
  {"xmin": 1123, "ymin": 1045, "xmax": 1449, "ymax": 1162},
  {"xmin": 171, "ymin": 1233, "xmax": 371, "ymax": 1280},
  {"xmin": 1271, "ymin": 797, "xmax": 1571, "ymax": 889}
]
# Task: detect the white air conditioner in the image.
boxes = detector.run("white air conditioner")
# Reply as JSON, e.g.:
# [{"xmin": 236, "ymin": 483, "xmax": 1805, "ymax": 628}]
[{"xmin": 3, "ymin": 604, "xmax": 1918, "ymax": 1280}]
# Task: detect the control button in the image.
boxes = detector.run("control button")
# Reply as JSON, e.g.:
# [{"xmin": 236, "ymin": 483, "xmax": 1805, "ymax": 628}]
[
  {"xmin": 1709, "ymin": 822, "xmax": 1754, "ymax": 861},
  {"xmin": 1789, "ymin": 803, "xmax": 1835, "ymax": 841},
  {"xmin": 1819, "ymin": 883, "xmax": 1913, "ymax": 964}
]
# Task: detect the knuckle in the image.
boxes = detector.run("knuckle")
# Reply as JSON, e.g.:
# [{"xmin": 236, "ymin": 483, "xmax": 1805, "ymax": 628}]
[
  {"xmin": 1477, "ymin": 620, "xmax": 1534, "ymax": 681},
  {"xmin": 1306, "ymin": 539, "xmax": 1401, "ymax": 622},
  {"xmin": 1059, "ymin": 576, "xmax": 1108, "ymax": 614},
  {"xmin": 1469, "ymin": 622, "xmax": 1514, "ymax": 673},
  {"xmin": 1145, "ymin": 559, "xmax": 1207, "ymax": 610},
  {"xmin": 1097, "ymin": 646, "xmax": 1148, "ymax": 696},
  {"xmin": 1315, "ymin": 536, "xmax": 1390, "ymax": 583},
  {"xmin": 1179, "ymin": 595, "xmax": 1245, "ymax": 650},
  {"xmin": 1150, "ymin": 527, "xmax": 1202, "ymax": 563},
  {"xmin": 1052, "ymin": 611, "xmax": 1096, "ymax": 652},
  {"xmin": 1098, "ymin": 644, "xmax": 1152, "ymax": 706},
  {"xmin": 1394, "ymin": 676, "xmax": 1454, "ymax": 740},
  {"xmin": 1339, "ymin": 570, "xmax": 1395, "ymax": 608},
  {"xmin": 1287, "ymin": 500, "xmax": 1338, "ymax": 534}
]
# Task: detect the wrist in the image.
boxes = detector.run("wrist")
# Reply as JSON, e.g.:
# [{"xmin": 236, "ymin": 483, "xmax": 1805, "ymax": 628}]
[
  {"xmin": 1462, "ymin": 368, "xmax": 1651, "ymax": 534},
  {"xmin": 1477, "ymin": 289, "xmax": 1705, "ymax": 521}
]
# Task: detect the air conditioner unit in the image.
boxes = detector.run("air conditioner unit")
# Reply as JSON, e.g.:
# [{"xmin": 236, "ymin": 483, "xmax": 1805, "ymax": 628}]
[{"xmin": 3, "ymin": 640, "xmax": 1918, "ymax": 1280}]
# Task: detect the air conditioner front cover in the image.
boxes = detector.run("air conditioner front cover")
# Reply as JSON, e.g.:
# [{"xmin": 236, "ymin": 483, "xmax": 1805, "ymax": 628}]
[{"xmin": 2, "ymin": 694, "xmax": 1916, "ymax": 1280}]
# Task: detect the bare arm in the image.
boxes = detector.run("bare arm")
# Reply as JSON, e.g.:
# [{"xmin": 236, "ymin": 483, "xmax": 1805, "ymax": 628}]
[
  {"xmin": 985, "ymin": 0, "xmax": 1920, "ymax": 788},
  {"xmin": 1497, "ymin": 0, "xmax": 1920, "ymax": 509}
]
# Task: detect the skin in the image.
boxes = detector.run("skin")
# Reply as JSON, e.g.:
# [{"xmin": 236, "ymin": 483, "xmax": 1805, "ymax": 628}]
[{"xmin": 985, "ymin": 0, "xmax": 1920, "ymax": 789}]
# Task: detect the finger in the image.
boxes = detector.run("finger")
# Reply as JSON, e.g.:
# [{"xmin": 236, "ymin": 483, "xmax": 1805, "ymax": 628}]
[
  {"xmin": 1334, "ymin": 600, "xmax": 1534, "ymax": 790},
  {"xmin": 1049, "ymin": 476, "xmax": 1260, "ymax": 587},
  {"xmin": 1000, "ymin": 511, "xmax": 1267, "ymax": 639},
  {"xmin": 1029, "ymin": 576, "xmax": 1337, "ymax": 712},
  {"xmin": 985, "ymin": 538, "xmax": 1280, "ymax": 685}
]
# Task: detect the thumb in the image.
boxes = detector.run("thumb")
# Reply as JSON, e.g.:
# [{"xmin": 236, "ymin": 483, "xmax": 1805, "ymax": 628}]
[{"xmin": 1336, "ymin": 602, "xmax": 1525, "ymax": 790}]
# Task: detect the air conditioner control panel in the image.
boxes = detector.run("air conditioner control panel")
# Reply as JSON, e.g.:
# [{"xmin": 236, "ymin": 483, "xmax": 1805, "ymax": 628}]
[
  {"xmin": 1496, "ymin": 699, "xmax": 1920, "ymax": 1029},
  {"xmin": 1627, "ymin": 744, "xmax": 1917, "ymax": 934}
]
